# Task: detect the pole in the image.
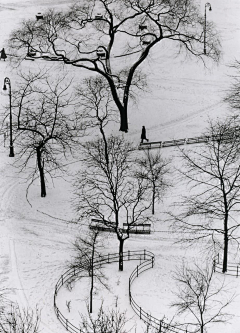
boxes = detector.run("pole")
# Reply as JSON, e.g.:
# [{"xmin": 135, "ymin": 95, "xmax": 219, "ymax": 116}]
[
  {"xmin": 3, "ymin": 77, "xmax": 14, "ymax": 157},
  {"xmin": 204, "ymin": 3, "xmax": 212, "ymax": 55},
  {"xmin": 204, "ymin": 4, "xmax": 207, "ymax": 54},
  {"xmin": 9, "ymin": 82, "xmax": 14, "ymax": 157}
]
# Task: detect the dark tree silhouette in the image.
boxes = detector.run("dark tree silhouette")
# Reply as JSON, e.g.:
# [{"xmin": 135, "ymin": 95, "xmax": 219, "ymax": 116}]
[
  {"xmin": 135, "ymin": 149, "xmax": 171, "ymax": 214},
  {"xmin": 68, "ymin": 230, "xmax": 108, "ymax": 314},
  {"xmin": 170, "ymin": 116, "xmax": 240, "ymax": 273},
  {"xmin": 8, "ymin": 0, "xmax": 220, "ymax": 132},
  {"xmin": 171, "ymin": 263, "xmax": 233, "ymax": 333},
  {"xmin": 73, "ymin": 135, "xmax": 151, "ymax": 271},
  {"xmin": 11, "ymin": 69, "xmax": 82, "ymax": 197}
]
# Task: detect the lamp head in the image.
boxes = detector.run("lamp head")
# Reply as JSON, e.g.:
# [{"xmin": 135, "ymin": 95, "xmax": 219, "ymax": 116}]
[
  {"xmin": 3, "ymin": 84, "xmax": 7, "ymax": 91},
  {"xmin": 209, "ymin": 5, "xmax": 212, "ymax": 11}
]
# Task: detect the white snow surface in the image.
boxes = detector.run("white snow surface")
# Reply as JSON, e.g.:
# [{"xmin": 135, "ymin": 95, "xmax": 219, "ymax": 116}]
[{"xmin": 0, "ymin": 0, "xmax": 240, "ymax": 332}]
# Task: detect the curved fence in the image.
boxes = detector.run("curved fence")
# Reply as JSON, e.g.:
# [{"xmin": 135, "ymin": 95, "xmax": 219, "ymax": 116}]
[
  {"xmin": 213, "ymin": 253, "xmax": 240, "ymax": 277},
  {"xmin": 129, "ymin": 255, "xmax": 187, "ymax": 333},
  {"xmin": 54, "ymin": 250, "xmax": 156, "ymax": 333},
  {"xmin": 54, "ymin": 250, "xmax": 239, "ymax": 333}
]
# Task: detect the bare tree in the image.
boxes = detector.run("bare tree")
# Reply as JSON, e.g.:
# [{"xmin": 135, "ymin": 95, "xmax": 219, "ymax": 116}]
[
  {"xmin": 75, "ymin": 75, "xmax": 118, "ymax": 136},
  {"xmin": 135, "ymin": 149, "xmax": 171, "ymax": 214},
  {"xmin": 0, "ymin": 303, "xmax": 40, "ymax": 333},
  {"xmin": 10, "ymin": 69, "xmax": 83, "ymax": 197},
  {"xmin": 73, "ymin": 135, "xmax": 151, "ymax": 271},
  {"xmin": 171, "ymin": 263, "xmax": 233, "ymax": 333},
  {"xmin": 8, "ymin": 0, "xmax": 220, "ymax": 132},
  {"xmin": 170, "ymin": 116, "xmax": 240, "ymax": 273},
  {"xmin": 68, "ymin": 230, "xmax": 108, "ymax": 313},
  {"xmin": 79, "ymin": 303, "xmax": 129, "ymax": 333},
  {"xmin": 224, "ymin": 60, "xmax": 240, "ymax": 109}
]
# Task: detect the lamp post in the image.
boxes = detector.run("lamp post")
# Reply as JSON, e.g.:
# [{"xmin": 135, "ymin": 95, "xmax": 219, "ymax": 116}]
[
  {"xmin": 204, "ymin": 2, "xmax": 212, "ymax": 55},
  {"xmin": 3, "ymin": 77, "xmax": 14, "ymax": 157}
]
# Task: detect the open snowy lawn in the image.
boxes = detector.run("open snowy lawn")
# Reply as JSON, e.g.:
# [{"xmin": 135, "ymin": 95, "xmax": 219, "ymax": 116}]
[{"xmin": 1, "ymin": 0, "xmax": 240, "ymax": 332}]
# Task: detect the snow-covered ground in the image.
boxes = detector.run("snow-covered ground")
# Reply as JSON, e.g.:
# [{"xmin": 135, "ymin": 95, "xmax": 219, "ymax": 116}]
[{"xmin": 1, "ymin": 0, "xmax": 240, "ymax": 332}]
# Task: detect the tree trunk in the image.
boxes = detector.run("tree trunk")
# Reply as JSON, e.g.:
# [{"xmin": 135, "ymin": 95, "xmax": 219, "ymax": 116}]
[
  {"xmin": 119, "ymin": 238, "xmax": 124, "ymax": 271},
  {"xmin": 90, "ymin": 258, "xmax": 93, "ymax": 313},
  {"xmin": 119, "ymin": 108, "xmax": 128, "ymax": 133},
  {"xmin": 152, "ymin": 186, "xmax": 155, "ymax": 215},
  {"xmin": 222, "ymin": 215, "xmax": 229, "ymax": 273},
  {"xmin": 36, "ymin": 147, "xmax": 46, "ymax": 197}
]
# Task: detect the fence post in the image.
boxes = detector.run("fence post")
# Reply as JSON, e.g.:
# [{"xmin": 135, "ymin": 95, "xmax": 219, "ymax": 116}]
[
  {"xmin": 128, "ymin": 250, "xmax": 130, "ymax": 260},
  {"xmin": 66, "ymin": 319, "xmax": 68, "ymax": 331},
  {"xmin": 140, "ymin": 307, "xmax": 142, "ymax": 319},
  {"xmin": 217, "ymin": 253, "xmax": 220, "ymax": 264},
  {"xmin": 144, "ymin": 249, "xmax": 146, "ymax": 260},
  {"xmin": 152, "ymin": 257, "xmax": 154, "ymax": 268},
  {"xmin": 61, "ymin": 275, "xmax": 64, "ymax": 285},
  {"xmin": 56, "ymin": 307, "xmax": 59, "ymax": 318},
  {"xmin": 108, "ymin": 253, "xmax": 110, "ymax": 263},
  {"xmin": 159, "ymin": 320, "xmax": 162, "ymax": 332},
  {"xmin": 137, "ymin": 265, "xmax": 139, "ymax": 277},
  {"xmin": 140, "ymin": 255, "xmax": 142, "ymax": 265},
  {"xmin": 237, "ymin": 266, "xmax": 239, "ymax": 277},
  {"xmin": 213, "ymin": 259, "xmax": 216, "ymax": 273}
]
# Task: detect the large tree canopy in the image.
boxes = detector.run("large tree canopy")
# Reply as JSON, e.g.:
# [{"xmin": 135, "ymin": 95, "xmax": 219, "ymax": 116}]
[{"xmin": 8, "ymin": 0, "xmax": 220, "ymax": 132}]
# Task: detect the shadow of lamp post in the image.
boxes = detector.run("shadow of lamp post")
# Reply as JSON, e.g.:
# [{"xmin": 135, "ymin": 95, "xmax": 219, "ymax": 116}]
[
  {"xmin": 204, "ymin": 2, "xmax": 212, "ymax": 55},
  {"xmin": 3, "ymin": 77, "xmax": 14, "ymax": 157}
]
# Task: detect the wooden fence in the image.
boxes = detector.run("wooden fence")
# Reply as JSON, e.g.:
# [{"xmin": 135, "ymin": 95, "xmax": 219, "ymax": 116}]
[
  {"xmin": 129, "ymin": 253, "xmax": 187, "ymax": 333},
  {"xmin": 55, "ymin": 250, "xmax": 240, "ymax": 333},
  {"xmin": 213, "ymin": 253, "xmax": 240, "ymax": 277},
  {"xmin": 138, "ymin": 133, "xmax": 236, "ymax": 150},
  {"xmin": 54, "ymin": 250, "xmax": 157, "ymax": 333}
]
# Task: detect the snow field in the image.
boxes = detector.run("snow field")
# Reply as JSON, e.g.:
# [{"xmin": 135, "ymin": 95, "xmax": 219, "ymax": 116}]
[{"xmin": 0, "ymin": 0, "xmax": 240, "ymax": 332}]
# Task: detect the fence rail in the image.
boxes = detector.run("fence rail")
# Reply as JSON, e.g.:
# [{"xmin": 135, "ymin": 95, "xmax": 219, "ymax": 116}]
[
  {"xmin": 129, "ymin": 253, "xmax": 187, "ymax": 333},
  {"xmin": 54, "ymin": 250, "xmax": 161, "ymax": 333},
  {"xmin": 138, "ymin": 134, "xmax": 236, "ymax": 150},
  {"xmin": 213, "ymin": 253, "xmax": 240, "ymax": 277}
]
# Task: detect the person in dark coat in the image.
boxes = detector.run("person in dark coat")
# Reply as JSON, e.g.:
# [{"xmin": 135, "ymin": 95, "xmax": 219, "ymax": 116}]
[
  {"xmin": 0, "ymin": 48, "xmax": 7, "ymax": 61},
  {"xmin": 141, "ymin": 126, "xmax": 149, "ymax": 143}
]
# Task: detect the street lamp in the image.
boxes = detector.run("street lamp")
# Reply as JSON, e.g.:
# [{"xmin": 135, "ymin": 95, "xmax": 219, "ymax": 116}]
[
  {"xmin": 3, "ymin": 77, "xmax": 14, "ymax": 157},
  {"xmin": 204, "ymin": 2, "xmax": 212, "ymax": 55}
]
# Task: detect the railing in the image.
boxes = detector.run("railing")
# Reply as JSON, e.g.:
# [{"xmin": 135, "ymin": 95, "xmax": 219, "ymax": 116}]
[
  {"xmin": 138, "ymin": 136, "xmax": 211, "ymax": 150},
  {"xmin": 129, "ymin": 254, "xmax": 187, "ymax": 333},
  {"xmin": 213, "ymin": 253, "xmax": 240, "ymax": 277},
  {"xmin": 138, "ymin": 133, "xmax": 236, "ymax": 150},
  {"xmin": 54, "ymin": 250, "xmax": 156, "ymax": 333}
]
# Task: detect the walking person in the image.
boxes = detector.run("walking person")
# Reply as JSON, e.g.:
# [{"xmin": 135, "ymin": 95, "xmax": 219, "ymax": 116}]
[
  {"xmin": 0, "ymin": 48, "xmax": 7, "ymax": 61},
  {"xmin": 141, "ymin": 126, "xmax": 149, "ymax": 143}
]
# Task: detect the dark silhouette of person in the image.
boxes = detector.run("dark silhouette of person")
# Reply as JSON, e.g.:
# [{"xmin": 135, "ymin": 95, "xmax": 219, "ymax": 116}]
[
  {"xmin": 141, "ymin": 126, "xmax": 149, "ymax": 143},
  {"xmin": 0, "ymin": 48, "xmax": 7, "ymax": 61}
]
